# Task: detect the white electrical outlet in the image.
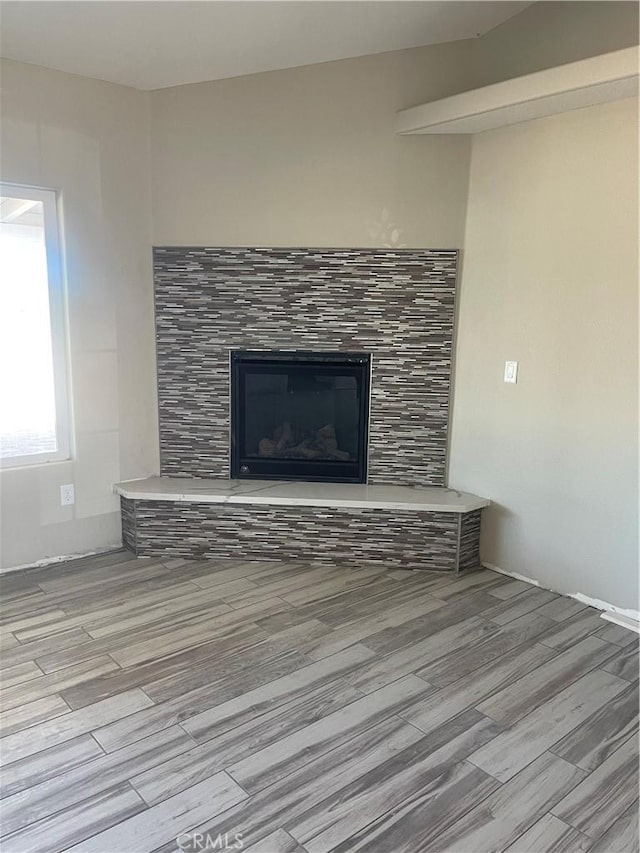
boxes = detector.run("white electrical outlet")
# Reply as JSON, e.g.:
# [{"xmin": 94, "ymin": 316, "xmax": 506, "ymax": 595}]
[
  {"xmin": 504, "ymin": 361, "xmax": 519, "ymax": 384},
  {"xmin": 60, "ymin": 484, "xmax": 75, "ymax": 506}
]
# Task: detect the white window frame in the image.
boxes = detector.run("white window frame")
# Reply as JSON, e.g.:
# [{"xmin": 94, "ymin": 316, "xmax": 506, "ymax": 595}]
[{"xmin": 0, "ymin": 183, "xmax": 72, "ymax": 468}]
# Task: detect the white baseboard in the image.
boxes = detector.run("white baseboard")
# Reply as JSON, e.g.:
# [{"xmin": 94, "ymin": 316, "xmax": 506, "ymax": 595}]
[
  {"xmin": 600, "ymin": 611, "xmax": 640, "ymax": 635},
  {"xmin": 1, "ymin": 543, "xmax": 125, "ymax": 575},
  {"xmin": 570, "ymin": 591, "xmax": 640, "ymax": 627},
  {"xmin": 482, "ymin": 561, "xmax": 541, "ymax": 588},
  {"xmin": 481, "ymin": 561, "xmax": 640, "ymax": 631}
]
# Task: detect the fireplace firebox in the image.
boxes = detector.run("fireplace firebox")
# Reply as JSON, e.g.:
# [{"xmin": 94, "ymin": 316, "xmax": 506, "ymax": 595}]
[{"xmin": 231, "ymin": 351, "xmax": 371, "ymax": 483}]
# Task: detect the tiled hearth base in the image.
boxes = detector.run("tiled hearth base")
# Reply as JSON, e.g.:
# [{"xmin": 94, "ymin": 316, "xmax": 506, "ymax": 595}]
[{"xmin": 117, "ymin": 478, "xmax": 487, "ymax": 573}]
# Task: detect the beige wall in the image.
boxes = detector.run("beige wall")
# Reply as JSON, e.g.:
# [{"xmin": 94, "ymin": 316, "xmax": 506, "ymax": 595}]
[
  {"xmin": 150, "ymin": 42, "xmax": 475, "ymax": 248},
  {"xmin": 473, "ymin": 1, "xmax": 640, "ymax": 86},
  {"xmin": 148, "ymin": 6, "xmax": 639, "ymax": 609},
  {"xmin": 449, "ymin": 97, "xmax": 639, "ymax": 610},
  {"xmin": 0, "ymin": 60, "xmax": 158, "ymax": 569},
  {"xmin": 0, "ymin": 43, "xmax": 476, "ymax": 570},
  {"xmin": 1, "ymin": 1, "xmax": 638, "ymax": 594}
]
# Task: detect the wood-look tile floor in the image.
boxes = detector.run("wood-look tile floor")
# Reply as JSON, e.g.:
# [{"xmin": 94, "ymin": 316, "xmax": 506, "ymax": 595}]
[{"xmin": 1, "ymin": 551, "xmax": 638, "ymax": 853}]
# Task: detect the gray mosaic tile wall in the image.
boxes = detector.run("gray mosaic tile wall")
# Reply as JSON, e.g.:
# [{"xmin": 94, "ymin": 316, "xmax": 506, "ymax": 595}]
[
  {"xmin": 154, "ymin": 247, "xmax": 458, "ymax": 485},
  {"xmin": 120, "ymin": 498, "xmax": 137, "ymax": 554},
  {"xmin": 458, "ymin": 509, "xmax": 482, "ymax": 572},
  {"xmin": 121, "ymin": 498, "xmax": 481, "ymax": 572}
]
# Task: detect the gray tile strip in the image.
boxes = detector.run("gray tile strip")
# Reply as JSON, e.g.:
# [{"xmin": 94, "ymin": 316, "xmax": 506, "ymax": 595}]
[{"xmin": 121, "ymin": 498, "xmax": 482, "ymax": 572}]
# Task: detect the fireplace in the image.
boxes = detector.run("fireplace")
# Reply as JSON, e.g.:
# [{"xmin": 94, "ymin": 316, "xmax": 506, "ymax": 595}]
[{"xmin": 230, "ymin": 351, "xmax": 371, "ymax": 483}]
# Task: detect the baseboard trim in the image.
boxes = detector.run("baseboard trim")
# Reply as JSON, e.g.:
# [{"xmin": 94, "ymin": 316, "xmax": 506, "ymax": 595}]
[
  {"xmin": 1, "ymin": 543, "xmax": 125, "ymax": 575},
  {"xmin": 572, "ymin": 591, "xmax": 640, "ymax": 632},
  {"xmin": 481, "ymin": 561, "xmax": 640, "ymax": 631},
  {"xmin": 482, "ymin": 561, "xmax": 541, "ymax": 588},
  {"xmin": 599, "ymin": 611, "xmax": 640, "ymax": 635}
]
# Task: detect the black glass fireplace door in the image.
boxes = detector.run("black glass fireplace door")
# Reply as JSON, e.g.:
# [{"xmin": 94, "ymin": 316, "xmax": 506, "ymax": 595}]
[{"xmin": 231, "ymin": 351, "xmax": 371, "ymax": 483}]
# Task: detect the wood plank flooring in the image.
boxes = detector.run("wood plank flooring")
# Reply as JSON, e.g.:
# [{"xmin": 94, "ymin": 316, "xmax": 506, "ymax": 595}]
[{"xmin": 0, "ymin": 550, "xmax": 638, "ymax": 853}]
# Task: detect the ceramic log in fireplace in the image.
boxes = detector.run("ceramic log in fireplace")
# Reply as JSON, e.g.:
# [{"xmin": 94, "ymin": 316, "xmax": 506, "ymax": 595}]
[{"xmin": 230, "ymin": 351, "xmax": 371, "ymax": 483}]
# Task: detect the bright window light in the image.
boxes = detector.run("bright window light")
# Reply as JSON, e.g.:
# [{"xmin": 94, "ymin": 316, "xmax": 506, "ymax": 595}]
[{"xmin": 0, "ymin": 185, "xmax": 71, "ymax": 467}]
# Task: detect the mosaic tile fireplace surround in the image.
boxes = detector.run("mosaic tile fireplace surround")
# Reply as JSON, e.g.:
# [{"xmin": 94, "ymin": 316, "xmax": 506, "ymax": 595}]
[{"xmin": 118, "ymin": 247, "xmax": 487, "ymax": 571}]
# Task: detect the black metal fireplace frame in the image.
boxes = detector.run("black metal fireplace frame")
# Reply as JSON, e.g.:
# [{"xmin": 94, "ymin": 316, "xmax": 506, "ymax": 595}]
[{"xmin": 230, "ymin": 350, "xmax": 371, "ymax": 483}]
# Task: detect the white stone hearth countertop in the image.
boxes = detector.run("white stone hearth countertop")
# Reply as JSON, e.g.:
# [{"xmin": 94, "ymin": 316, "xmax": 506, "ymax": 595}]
[{"xmin": 114, "ymin": 477, "xmax": 489, "ymax": 513}]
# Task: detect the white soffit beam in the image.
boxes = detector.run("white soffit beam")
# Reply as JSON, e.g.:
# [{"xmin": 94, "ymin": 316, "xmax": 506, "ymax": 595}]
[{"xmin": 395, "ymin": 46, "xmax": 639, "ymax": 135}]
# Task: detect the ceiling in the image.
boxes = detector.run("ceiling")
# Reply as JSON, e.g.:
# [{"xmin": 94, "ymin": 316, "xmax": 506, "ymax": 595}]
[
  {"xmin": 0, "ymin": 1, "xmax": 530, "ymax": 91},
  {"xmin": 0, "ymin": 197, "xmax": 43, "ymax": 228}
]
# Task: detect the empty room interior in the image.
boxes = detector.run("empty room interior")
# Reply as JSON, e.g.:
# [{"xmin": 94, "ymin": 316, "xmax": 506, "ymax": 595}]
[{"xmin": 0, "ymin": 1, "xmax": 639, "ymax": 851}]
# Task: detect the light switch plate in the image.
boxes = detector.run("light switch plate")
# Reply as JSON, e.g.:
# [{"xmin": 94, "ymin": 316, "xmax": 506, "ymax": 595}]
[{"xmin": 504, "ymin": 361, "xmax": 518, "ymax": 384}]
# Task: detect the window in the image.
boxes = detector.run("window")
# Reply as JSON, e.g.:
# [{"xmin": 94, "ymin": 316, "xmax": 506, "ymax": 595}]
[{"xmin": 0, "ymin": 185, "xmax": 70, "ymax": 467}]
